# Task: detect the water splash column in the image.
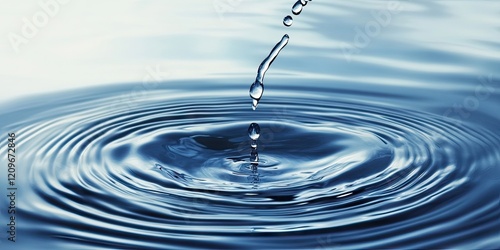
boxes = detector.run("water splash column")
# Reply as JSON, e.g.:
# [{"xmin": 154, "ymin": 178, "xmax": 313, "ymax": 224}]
[
  {"xmin": 248, "ymin": 122, "xmax": 261, "ymax": 163},
  {"xmin": 247, "ymin": 0, "xmax": 310, "ymax": 168},
  {"xmin": 248, "ymin": 123, "xmax": 260, "ymax": 188}
]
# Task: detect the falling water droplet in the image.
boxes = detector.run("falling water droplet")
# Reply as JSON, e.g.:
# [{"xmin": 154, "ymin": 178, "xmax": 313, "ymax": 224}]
[
  {"xmin": 251, "ymin": 140, "xmax": 257, "ymax": 149},
  {"xmin": 248, "ymin": 123, "xmax": 261, "ymax": 141},
  {"xmin": 250, "ymin": 148, "xmax": 259, "ymax": 163},
  {"xmin": 249, "ymin": 81, "xmax": 264, "ymax": 109},
  {"xmin": 292, "ymin": 0, "xmax": 304, "ymax": 15},
  {"xmin": 252, "ymin": 99, "xmax": 259, "ymax": 110},
  {"xmin": 283, "ymin": 15, "xmax": 293, "ymax": 27},
  {"xmin": 300, "ymin": 0, "xmax": 308, "ymax": 6}
]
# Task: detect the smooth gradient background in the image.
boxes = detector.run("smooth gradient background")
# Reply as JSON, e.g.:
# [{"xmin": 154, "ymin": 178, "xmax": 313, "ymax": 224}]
[{"xmin": 1, "ymin": 0, "xmax": 498, "ymax": 102}]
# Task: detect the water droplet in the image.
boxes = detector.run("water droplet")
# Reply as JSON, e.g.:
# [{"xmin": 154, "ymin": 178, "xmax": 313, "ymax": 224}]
[
  {"xmin": 249, "ymin": 81, "xmax": 263, "ymax": 100},
  {"xmin": 251, "ymin": 140, "xmax": 257, "ymax": 149},
  {"xmin": 283, "ymin": 15, "xmax": 293, "ymax": 27},
  {"xmin": 248, "ymin": 123, "xmax": 261, "ymax": 141},
  {"xmin": 300, "ymin": 0, "xmax": 308, "ymax": 6},
  {"xmin": 252, "ymin": 99, "xmax": 259, "ymax": 110},
  {"xmin": 292, "ymin": 1, "xmax": 303, "ymax": 15},
  {"xmin": 250, "ymin": 148, "xmax": 259, "ymax": 163}
]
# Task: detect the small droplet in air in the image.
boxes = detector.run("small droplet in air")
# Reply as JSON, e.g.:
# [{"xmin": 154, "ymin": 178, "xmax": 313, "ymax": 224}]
[
  {"xmin": 300, "ymin": 0, "xmax": 308, "ymax": 6},
  {"xmin": 248, "ymin": 123, "xmax": 261, "ymax": 141},
  {"xmin": 252, "ymin": 99, "xmax": 259, "ymax": 110},
  {"xmin": 292, "ymin": 0, "xmax": 304, "ymax": 15},
  {"xmin": 251, "ymin": 140, "xmax": 257, "ymax": 149},
  {"xmin": 283, "ymin": 15, "xmax": 293, "ymax": 27}
]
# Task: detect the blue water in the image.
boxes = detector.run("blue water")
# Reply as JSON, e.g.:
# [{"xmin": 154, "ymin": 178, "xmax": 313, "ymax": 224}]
[{"xmin": 1, "ymin": 1, "xmax": 500, "ymax": 249}]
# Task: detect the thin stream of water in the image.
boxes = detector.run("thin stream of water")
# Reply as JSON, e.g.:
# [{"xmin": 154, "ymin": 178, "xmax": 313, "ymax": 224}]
[
  {"xmin": 251, "ymin": 0, "xmax": 311, "ymax": 110},
  {"xmin": 249, "ymin": 35, "xmax": 289, "ymax": 110}
]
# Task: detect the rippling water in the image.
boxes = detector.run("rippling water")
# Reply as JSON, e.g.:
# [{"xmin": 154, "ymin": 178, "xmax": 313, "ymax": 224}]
[{"xmin": 1, "ymin": 1, "xmax": 500, "ymax": 249}]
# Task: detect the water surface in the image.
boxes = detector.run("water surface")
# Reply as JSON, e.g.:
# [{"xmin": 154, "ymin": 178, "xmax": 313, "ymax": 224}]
[{"xmin": 1, "ymin": 1, "xmax": 499, "ymax": 249}]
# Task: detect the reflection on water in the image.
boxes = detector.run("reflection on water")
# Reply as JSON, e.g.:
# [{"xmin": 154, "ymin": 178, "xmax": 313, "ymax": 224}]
[{"xmin": 1, "ymin": 80, "xmax": 499, "ymax": 249}]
